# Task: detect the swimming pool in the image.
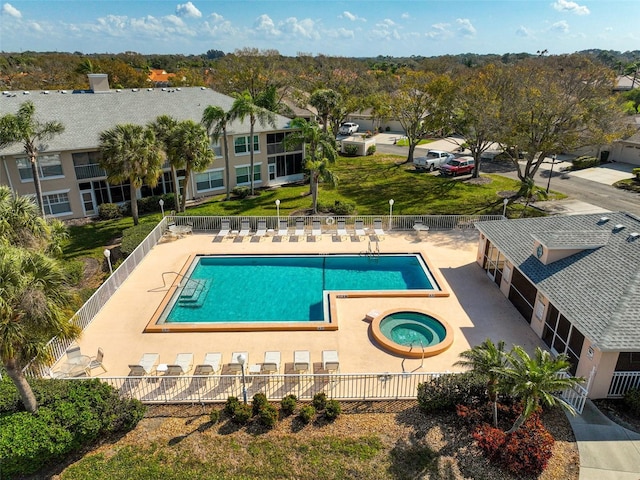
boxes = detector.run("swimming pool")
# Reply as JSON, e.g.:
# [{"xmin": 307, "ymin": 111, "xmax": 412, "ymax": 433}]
[{"xmin": 149, "ymin": 254, "xmax": 442, "ymax": 332}]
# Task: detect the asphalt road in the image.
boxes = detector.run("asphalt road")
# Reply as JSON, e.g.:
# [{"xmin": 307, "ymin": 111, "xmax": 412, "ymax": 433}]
[{"xmin": 375, "ymin": 143, "xmax": 640, "ymax": 217}]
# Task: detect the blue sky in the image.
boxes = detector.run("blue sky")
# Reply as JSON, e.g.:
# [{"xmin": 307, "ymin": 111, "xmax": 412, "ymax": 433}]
[{"xmin": 1, "ymin": 1, "xmax": 638, "ymax": 57}]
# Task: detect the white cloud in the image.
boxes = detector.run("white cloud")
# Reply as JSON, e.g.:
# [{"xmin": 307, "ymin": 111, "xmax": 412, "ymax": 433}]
[
  {"xmin": 550, "ymin": 20, "xmax": 570, "ymax": 33},
  {"xmin": 381, "ymin": 18, "xmax": 396, "ymax": 27},
  {"xmin": 425, "ymin": 23, "xmax": 451, "ymax": 39},
  {"xmin": 282, "ymin": 17, "xmax": 320, "ymax": 40},
  {"xmin": 456, "ymin": 18, "xmax": 476, "ymax": 37},
  {"xmin": 29, "ymin": 21, "xmax": 43, "ymax": 32},
  {"xmin": 515, "ymin": 26, "xmax": 533, "ymax": 37},
  {"xmin": 552, "ymin": 0, "xmax": 590, "ymax": 15},
  {"xmin": 370, "ymin": 20, "xmax": 400, "ymax": 40},
  {"xmin": 342, "ymin": 11, "xmax": 356, "ymax": 21},
  {"xmin": 164, "ymin": 15, "xmax": 185, "ymax": 27},
  {"xmin": 254, "ymin": 14, "xmax": 280, "ymax": 37},
  {"xmin": 325, "ymin": 27, "xmax": 355, "ymax": 39},
  {"xmin": 401, "ymin": 12, "xmax": 410, "ymax": 20},
  {"xmin": 175, "ymin": 1, "xmax": 202, "ymax": 18},
  {"xmin": 2, "ymin": 3, "xmax": 21, "ymax": 18},
  {"xmin": 210, "ymin": 12, "xmax": 224, "ymax": 23}
]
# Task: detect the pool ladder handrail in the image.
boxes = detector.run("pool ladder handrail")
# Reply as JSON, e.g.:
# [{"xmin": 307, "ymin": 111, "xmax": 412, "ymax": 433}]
[
  {"xmin": 159, "ymin": 271, "xmax": 206, "ymax": 293},
  {"xmin": 362, "ymin": 239, "xmax": 380, "ymax": 261},
  {"xmin": 402, "ymin": 340, "xmax": 425, "ymax": 372}
]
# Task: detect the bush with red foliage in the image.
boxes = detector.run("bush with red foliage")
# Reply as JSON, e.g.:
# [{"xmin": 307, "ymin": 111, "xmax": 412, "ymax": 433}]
[{"xmin": 456, "ymin": 403, "xmax": 555, "ymax": 476}]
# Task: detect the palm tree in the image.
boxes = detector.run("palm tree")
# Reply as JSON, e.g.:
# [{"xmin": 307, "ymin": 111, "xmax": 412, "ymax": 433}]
[
  {"xmin": 201, "ymin": 105, "xmax": 232, "ymax": 200},
  {"xmin": 310, "ymin": 88, "xmax": 342, "ymax": 134},
  {"xmin": 0, "ymin": 101, "xmax": 65, "ymax": 217},
  {"xmin": 166, "ymin": 120, "xmax": 215, "ymax": 212},
  {"xmin": 500, "ymin": 346, "xmax": 583, "ymax": 433},
  {"xmin": 98, "ymin": 124, "xmax": 163, "ymax": 226},
  {"xmin": 284, "ymin": 118, "xmax": 338, "ymax": 213},
  {"xmin": 455, "ymin": 339, "xmax": 508, "ymax": 428},
  {"xmin": 149, "ymin": 115, "xmax": 181, "ymax": 211},
  {"xmin": 230, "ymin": 90, "xmax": 276, "ymax": 196}
]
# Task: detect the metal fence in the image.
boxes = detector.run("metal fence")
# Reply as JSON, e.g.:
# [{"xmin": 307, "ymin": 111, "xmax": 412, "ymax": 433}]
[{"xmin": 608, "ymin": 371, "xmax": 640, "ymax": 397}]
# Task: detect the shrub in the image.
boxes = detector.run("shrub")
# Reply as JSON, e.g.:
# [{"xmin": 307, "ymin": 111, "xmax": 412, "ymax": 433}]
[
  {"xmin": 209, "ymin": 409, "xmax": 220, "ymax": 424},
  {"xmin": 312, "ymin": 392, "xmax": 328, "ymax": 411},
  {"xmin": 98, "ymin": 203, "xmax": 122, "ymax": 220},
  {"xmin": 232, "ymin": 403, "xmax": 252, "ymax": 425},
  {"xmin": 299, "ymin": 405, "xmax": 316, "ymax": 424},
  {"xmin": 343, "ymin": 144, "xmax": 359, "ymax": 156},
  {"xmin": 324, "ymin": 399, "xmax": 341, "ymax": 421},
  {"xmin": 633, "ymin": 168, "xmax": 640, "ymax": 180},
  {"xmin": 136, "ymin": 194, "xmax": 176, "ymax": 214},
  {"xmin": 120, "ymin": 223, "xmax": 156, "ymax": 257},
  {"xmin": 258, "ymin": 404, "xmax": 278, "ymax": 428},
  {"xmin": 624, "ymin": 388, "xmax": 640, "ymax": 417},
  {"xmin": 224, "ymin": 396, "xmax": 240, "ymax": 416},
  {"xmin": 417, "ymin": 373, "xmax": 485, "ymax": 413},
  {"xmin": 332, "ymin": 200, "xmax": 355, "ymax": 216},
  {"xmin": 385, "ymin": 126, "xmax": 391, "ymax": 132},
  {"xmin": 472, "ymin": 412, "xmax": 555, "ymax": 476},
  {"xmin": 366, "ymin": 144, "xmax": 377, "ymax": 156},
  {"xmin": 232, "ymin": 186, "xmax": 250, "ymax": 199},
  {"xmin": 572, "ymin": 155, "xmax": 599, "ymax": 170},
  {"xmin": 0, "ymin": 379, "xmax": 145, "ymax": 478},
  {"xmin": 281, "ymin": 395, "xmax": 297, "ymax": 416},
  {"xmin": 252, "ymin": 393, "xmax": 269, "ymax": 416},
  {"xmin": 64, "ymin": 259, "xmax": 85, "ymax": 286}
]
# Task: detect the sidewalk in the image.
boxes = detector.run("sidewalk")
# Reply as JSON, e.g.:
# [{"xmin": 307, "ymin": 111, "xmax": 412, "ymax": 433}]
[{"xmin": 568, "ymin": 400, "xmax": 640, "ymax": 479}]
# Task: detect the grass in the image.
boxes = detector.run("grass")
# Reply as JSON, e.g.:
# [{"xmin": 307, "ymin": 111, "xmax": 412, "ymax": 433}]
[
  {"xmin": 61, "ymin": 153, "xmax": 547, "ymax": 261},
  {"xmin": 394, "ymin": 138, "xmax": 433, "ymax": 147}
]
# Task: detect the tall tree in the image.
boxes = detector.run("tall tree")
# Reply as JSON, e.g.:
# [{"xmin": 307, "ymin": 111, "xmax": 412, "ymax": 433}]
[
  {"xmin": 149, "ymin": 115, "xmax": 181, "ymax": 211},
  {"xmin": 0, "ymin": 101, "xmax": 65, "ymax": 216},
  {"xmin": 388, "ymin": 70, "xmax": 455, "ymax": 163},
  {"xmin": 455, "ymin": 339, "xmax": 508, "ymax": 428},
  {"xmin": 0, "ymin": 187, "xmax": 79, "ymax": 413},
  {"xmin": 500, "ymin": 346, "xmax": 582, "ymax": 433},
  {"xmin": 201, "ymin": 105, "xmax": 233, "ymax": 200},
  {"xmin": 310, "ymin": 88, "xmax": 342, "ymax": 134},
  {"xmin": 230, "ymin": 90, "xmax": 277, "ymax": 196},
  {"xmin": 284, "ymin": 118, "xmax": 338, "ymax": 213},
  {"xmin": 98, "ymin": 124, "xmax": 163, "ymax": 225},
  {"xmin": 166, "ymin": 120, "xmax": 214, "ymax": 212}
]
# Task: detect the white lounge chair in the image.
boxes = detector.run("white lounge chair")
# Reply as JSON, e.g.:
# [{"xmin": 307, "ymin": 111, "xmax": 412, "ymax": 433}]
[
  {"xmin": 277, "ymin": 220, "xmax": 289, "ymax": 238},
  {"xmin": 170, "ymin": 353, "xmax": 193, "ymax": 374},
  {"xmin": 293, "ymin": 219, "xmax": 305, "ymax": 240},
  {"xmin": 239, "ymin": 220, "xmax": 250, "ymax": 236},
  {"xmin": 354, "ymin": 219, "xmax": 365, "ymax": 237},
  {"xmin": 334, "ymin": 219, "xmax": 347, "ymax": 241},
  {"xmin": 252, "ymin": 219, "xmax": 267, "ymax": 242},
  {"xmin": 229, "ymin": 351, "xmax": 249, "ymax": 374},
  {"xmin": 213, "ymin": 219, "xmax": 230, "ymax": 242},
  {"xmin": 138, "ymin": 353, "xmax": 159, "ymax": 375},
  {"xmin": 310, "ymin": 220, "xmax": 322, "ymax": 241},
  {"xmin": 293, "ymin": 350, "xmax": 310, "ymax": 372},
  {"xmin": 373, "ymin": 219, "xmax": 385, "ymax": 237},
  {"xmin": 322, "ymin": 350, "xmax": 340, "ymax": 372},
  {"xmin": 262, "ymin": 351, "xmax": 281, "ymax": 374},
  {"xmin": 194, "ymin": 352, "xmax": 222, "ymax": 375}
]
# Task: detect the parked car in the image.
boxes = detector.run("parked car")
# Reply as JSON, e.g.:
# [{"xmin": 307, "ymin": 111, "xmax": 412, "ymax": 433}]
[
  {"xmin": 440, "ymin": 157, "xmax": 475, "ymax": 176},
  {"xmin": 413, "ymin": 150, "xmax": 455, "ymax": 171},
  {"xmin": 338, "ymin": 122, "xmax": 359, "ymax": 135}
]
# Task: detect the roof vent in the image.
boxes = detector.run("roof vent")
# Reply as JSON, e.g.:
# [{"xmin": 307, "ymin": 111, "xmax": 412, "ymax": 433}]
[
  {"xmin": 162, "ymin": 87, "xmax": 167, "ymax": 91},
  {"xmin": 147, "ymin": 88, "xmax": 153, "ymax": 91},
  {"xmin": 627, "ymin": 232, "xmax": 640, "ymax": 242},
  {"xmin": 2, "ymin": 91, "xmax": 8, "ymax": 95},
  {"xmin": 23, "ymin": 91, "xmax": 30, "ymax": 95},
  {"xmin": 200, "ymin": 86, "xmax": 206, "ymax": 90},
  {"xmin": 176, "ymin": 88, "xmax": 181, "ymax": 91},
  {"xmin": 60, "ymin": 90, "xmax": 67, "ymax": 94},
  {"xmin": 42, "ymin": 91, "xmax": 49, "ymax": 94},
  {"xmin": 116, "ymin": 89, "xmax": 121, "ymax": 92},
  {"xmin": 132, "ymin": 88, "xmax": 139, "ymax": 92},
  {"xmin": 613, "ymin": 224, "xmax": 625, "ymax": 232},
  {"xmin": 597, "ymin": 216, "xmax": 610, "ymax": 224}
]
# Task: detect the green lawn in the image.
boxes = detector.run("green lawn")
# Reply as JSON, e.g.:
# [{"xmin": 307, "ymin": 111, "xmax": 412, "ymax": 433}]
[
  {"xmin": 394, "ymin": 138, "xmax": 433, "ymax": 147},
  {"xmin": 61, "ymin": 154, "xmax": 555, "ymax": 260}
]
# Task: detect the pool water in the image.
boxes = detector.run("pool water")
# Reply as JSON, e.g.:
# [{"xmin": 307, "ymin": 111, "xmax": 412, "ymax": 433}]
[
  {"xmin": 161, "ymin": 254, "xmax": 438, "ymax": 324},
  {"xmin": 380, "ymin": 312, "xmax": 447, "ymax": 347}
]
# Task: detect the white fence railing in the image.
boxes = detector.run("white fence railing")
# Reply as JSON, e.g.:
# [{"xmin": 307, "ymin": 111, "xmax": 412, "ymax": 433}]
[
  {"xmin": 23, "ymin": 214, "xmax": 497, "ymax": 379},
  {"xmin": 79, "ymin": 372, "xmax": 443, "ymax": 403},
  {"xmin": 608, "ymin": 371, "xmax": 640, "ymax": 397},
  {"xmin": 558, "ymin": 372, "xmax": 588, "ymax": 414}
]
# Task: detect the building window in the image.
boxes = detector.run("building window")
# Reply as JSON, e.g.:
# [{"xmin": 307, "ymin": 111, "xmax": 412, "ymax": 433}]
[
  {"xmin": 235, "ymin": 164, "xmax": 261, "ymax": 185},
  {"xmin": 72, "ymin": 151, "xmax": 105, "ymax": 179},
  {"xmin": 211, "ymin": 141, "xmax": 222, "ymax": 157},
  {"xmin": 542, "ymin": 304, "xmax": 584, "ymax": 375},
  {"xmin": 16, "ymin": 155, "xmax": 63, "ymax": 181},
  {"xmin": 196, "ymin": 170, "xmax": 224, "ymax": 192},
  {"xmin": 234, "ymin": 135, "xmax": 259, "ymax": 155},
  {"xmin": 42, "ymin": 191, "xmax": 71, "ymax": 216}
]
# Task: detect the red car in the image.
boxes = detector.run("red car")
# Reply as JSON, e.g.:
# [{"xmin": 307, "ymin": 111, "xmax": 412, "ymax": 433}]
[{"xmin": 440, "ymin": 157, "xmax": 475, "ymax": 176}]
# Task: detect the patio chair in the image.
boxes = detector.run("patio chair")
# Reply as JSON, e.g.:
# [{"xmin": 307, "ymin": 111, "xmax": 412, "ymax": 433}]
[
  {"xmin": 173, "ymin": 353, "xmax": 193, "ymax": 374},
  {"xmin": 66, "ymin": 345, "xmax": 82, "ymax": 361},
  {"xmin": 138, "ymin": 353, "xmax": 159, "ymax": 375},
  {"xmin": 89, "ymin": 347, "xmax": 107, "ymax": 374},
  {"xmin": 213, "ymin": 219, "xmax": 230, "ymax": 242},
  {"xmin": 293, "ymin": 350, "xmax": 310, "ymax": 372},
  {"xmin": 322, "ymin": 350, "xmax": 340, "ymax": 373},
  {"xmin": 354, "ymin": 219, "xmax": 366, "ymax": 237},
  {"xmin": 252, "ymin": 219, "xmax": 267, "ymax": 242},
  {"xmin": 291, "ymin": 218, "xmax": 304, "ymax": 241},
  {"xmin": 373, "ymin": 219, "xmax": 385, "ymax": 237},
  {"xmin": 413, "ymin": 221, "xmax": 429, "ymax": 232},
  {"xmin": 276, "ymin": 219, "xmax": 289, "ymax": 240},
  {"xmin": 235, "ymin": 220, "xmax": 250, "ymax": 242},
  {"xmin": 334, "ymin": 219, "xmax": 347, "ymax": 241},
  {"xmin": 229, "ymin": 351, "xmax": 249, "ymax": 374},
  {"xmin": 310, "ymin": 220, "xmax": 322, "ymax": 241},
  {"xmin": 194, "ymin": 352, "xmax": 222, "ymax": 375},
  {"xmin": 127, "ymin": 364, "xmax": 148, "ymax": 376},
  {"xmin": 262, "ymin": 351, "xmax": 281, "ymax": 374}
]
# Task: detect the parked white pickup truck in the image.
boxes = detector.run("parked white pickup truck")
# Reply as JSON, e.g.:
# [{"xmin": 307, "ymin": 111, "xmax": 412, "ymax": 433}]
[{"xmin": 413, "ymin": 150, "xmax": 455, "ymax": 171}]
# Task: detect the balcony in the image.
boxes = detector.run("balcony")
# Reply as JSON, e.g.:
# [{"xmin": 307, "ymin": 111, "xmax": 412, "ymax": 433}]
[{"xmin": 74, "ymin": 164, "xmax": 106, "ymax": 180}]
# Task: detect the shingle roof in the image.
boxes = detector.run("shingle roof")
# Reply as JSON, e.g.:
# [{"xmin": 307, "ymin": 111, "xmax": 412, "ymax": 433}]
[
  {"xmin": 476, "ymin": 212, "xmax": 640, "ymax": 351},
  {"xmin": 0, "ymin": 87, "xmax": 292, "ymax": 156},
  {"xmin": 531, "ymin": 230, "xmax": 611, "ymax": 249}
]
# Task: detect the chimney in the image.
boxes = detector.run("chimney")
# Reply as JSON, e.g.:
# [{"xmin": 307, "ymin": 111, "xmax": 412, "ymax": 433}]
[{"xmin": 87, "ymin": 74, "xmax": 110, "ymax": 93}]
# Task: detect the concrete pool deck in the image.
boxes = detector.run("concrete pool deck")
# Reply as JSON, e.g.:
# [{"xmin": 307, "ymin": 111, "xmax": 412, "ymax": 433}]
[{"xmin": 59, "ymin": 229, "xmax": 546, "ymax": 377}]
